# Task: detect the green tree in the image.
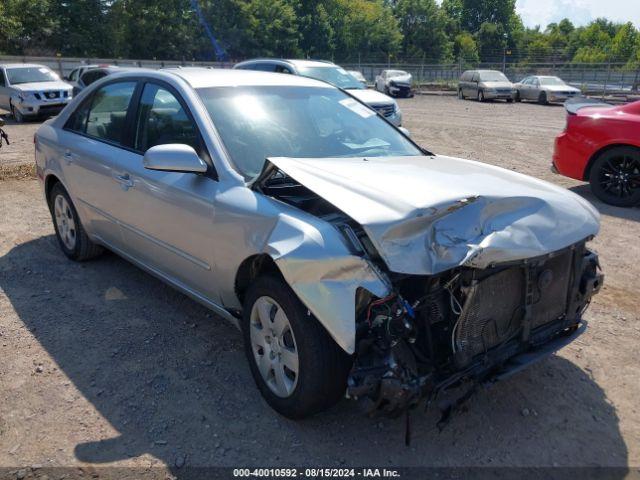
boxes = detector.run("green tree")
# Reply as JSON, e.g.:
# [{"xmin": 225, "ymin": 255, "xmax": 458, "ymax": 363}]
[
  {"xmin": 1, "ymin": 0, "xmax": 57, "ymax": 55},
  {"xmin": 454, "ymin": 31, "xmax": 479, "ymax": 64},
  {"xmin": 331, "ymin": 0, "xmax": 402, "ymax": 62},
  {"xmin": 395, "ymin": 0, "xmax": 452, "ymax": 61},
  {"xmin": 475, "ymin": 22, "xmax": 506, "ymax": 62},
  {"xmin": 51, "ymin": 0, "xmax": 110, "ymax": 56},
  {"xmin": 294, "ymin": 1, "xmax": 335, "ymax": 58},
  {"xmin": 461, "ymin": 0, "xmax": 516, "ymax": 33},
  {"xmin": 610, "ymin": 22, "xmax": 638, "ymax": 62},
  {"xmin": 238, "ymin": 0, "xmax": 301, "ymax": 58},
  {"xmin": 108, "ymin": 0, "xmax": 205, "ymax": 60}
]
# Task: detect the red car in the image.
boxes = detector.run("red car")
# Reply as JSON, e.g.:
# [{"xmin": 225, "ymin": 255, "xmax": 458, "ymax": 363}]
[{"xmin": 553, "ymin": 99, "xmax": 640, "ymax": 207}]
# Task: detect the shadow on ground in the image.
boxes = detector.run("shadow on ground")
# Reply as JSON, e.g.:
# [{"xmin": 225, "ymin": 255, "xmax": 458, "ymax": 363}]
[
  {"xmin": 570, "ymin": 184, "xmax": 640, "ymax": 222},
  {"xmin": 0, "ymin": 235, "xmax": 629, "ymax": 475}
]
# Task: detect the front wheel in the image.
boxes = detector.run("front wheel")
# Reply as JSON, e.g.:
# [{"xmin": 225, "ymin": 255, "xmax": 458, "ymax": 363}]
[
  {"xmin": 242, "ymin": 275, "xmax": 352, "ymax": 419},
  {"xmin": 10, "ymin": 102, "xmax": 24, "ymax": 123},
  {"xmin": 589, "ymin": 146, "xmax": 640, "ymax": 207},
  {"xmin": 515, "ymin": 91, "xmax": 521, "ymax": 102},
  {"xmin": 48, "ymin": 183, "xmax": 104, "ymax": 261},
  {"xmin": 458, "ymin": 89, "xmax": 465, "ymax": 100},
  {"xmin": 478, "ymin": 90, "xmax": 485, "ymax": 102}
]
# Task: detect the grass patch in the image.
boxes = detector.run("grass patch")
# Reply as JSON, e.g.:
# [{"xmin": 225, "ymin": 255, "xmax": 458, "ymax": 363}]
[{"xmin": 0, "ymin": 163, "xmax": 36, "ymax": 181}]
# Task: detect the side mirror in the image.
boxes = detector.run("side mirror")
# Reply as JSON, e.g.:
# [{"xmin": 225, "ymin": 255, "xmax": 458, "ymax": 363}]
[
  {"xmin": 399, "ymin": 127, "xmax": 411, "ymax": 137},
  {"xmin": 143, "ymin": 144, "xmax": 208, "ymax": 174}
]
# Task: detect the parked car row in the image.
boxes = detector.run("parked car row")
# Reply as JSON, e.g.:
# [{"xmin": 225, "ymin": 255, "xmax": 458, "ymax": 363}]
[
  {"xmin": 458, "ymin": 69, "xmax": 581, "ymax": 105},
  {"xmin": 234, "ymin": 59, "xmax": 404, "ymax": 126}
]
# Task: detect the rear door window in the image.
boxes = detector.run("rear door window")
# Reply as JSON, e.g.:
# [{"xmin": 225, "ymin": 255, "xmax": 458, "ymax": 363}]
[{"xmin": 84, "ymin": 82, "xmax": 137, "ymax": 144}]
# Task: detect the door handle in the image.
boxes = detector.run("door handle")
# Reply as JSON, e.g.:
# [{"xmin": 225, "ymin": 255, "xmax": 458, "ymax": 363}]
[
  {"xmin": 114, "ymin": 172, "xmax": 134, "ymax": 190},
  {"xmin": 63, "ymin": 150, "xmax": 75, "ymax": 165}
]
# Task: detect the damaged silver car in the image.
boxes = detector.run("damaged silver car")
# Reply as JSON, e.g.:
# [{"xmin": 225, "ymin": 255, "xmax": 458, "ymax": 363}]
[{"xmin": 35, "ymin": 68, "xmax": 603, "ymax": 420}]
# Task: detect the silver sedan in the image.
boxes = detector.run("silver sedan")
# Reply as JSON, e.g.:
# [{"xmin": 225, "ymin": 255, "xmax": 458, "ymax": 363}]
[
  {"xmin": 515, "ymin": 75, "xmax": 581, "ymax": 104},
  {"xmin": 36, "ymin": 68, "xmax": 602, "ymax": 420}
]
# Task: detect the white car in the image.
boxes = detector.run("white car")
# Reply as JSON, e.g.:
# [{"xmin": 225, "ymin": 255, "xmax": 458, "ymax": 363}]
[
  {"xmin": 375, "ymin": 70, "xmax": 413, "ymax": 98},
  {"xmin": 0, "ymin": 64, "xmax": 73, "ymax": 122},
  {"xmin": 234, "ymin": 59, "xmax": 403, "ymax": 126}
]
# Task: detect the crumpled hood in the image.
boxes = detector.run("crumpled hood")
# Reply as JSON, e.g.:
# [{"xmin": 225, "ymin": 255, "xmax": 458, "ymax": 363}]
[
  {"xmin": 388, "ymin": 75, "xmax": 412, "ymax": 86},
  {"xmin": 348, "ymin": 88, "xmax": 396, "ymax": 106},
  {"xmin": 265, "ymin": 155, "xmax": 600, "ymax": 275},
  {"xmin": 11, "ymin": 81, "xmax": 71, "ymax": 92}
]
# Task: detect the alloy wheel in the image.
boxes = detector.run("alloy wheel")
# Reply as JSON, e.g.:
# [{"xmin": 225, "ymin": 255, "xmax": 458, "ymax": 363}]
[
  {"xmin": 54, "ymin": 194, "xmax": 77, "ymax": 250},
  {"xmin": 249, "ymin": 296, "xmax": 299, "ymax": 398},
  {"xmin": 598, "ymin": 154, "xmax": 640, "ymax": 200}
]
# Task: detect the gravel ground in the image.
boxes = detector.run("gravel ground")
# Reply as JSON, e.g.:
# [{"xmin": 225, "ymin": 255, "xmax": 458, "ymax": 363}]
[{"xmin": 0, "ymin": 96, "xmax": 639, "ymax": 477}]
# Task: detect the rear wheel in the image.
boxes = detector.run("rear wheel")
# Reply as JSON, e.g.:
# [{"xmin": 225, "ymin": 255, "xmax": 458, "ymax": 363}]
[
  {"xmin": 458, "ymin": 89, "xmax": 465, "ymax": 100},
  {"xmin": 478, "ymin": 90, "xmax": 485, "ymax": 102},
  {"xmin": 242, "ymin": 275, "xmax": 352, "ymax": 418},
  {"xmin": 589, "ymin": 146, "xmax": 640, "ymax": 207},
  {"xmin": 48, "ymin": 183, "xmax": 104, "ymax": 261},
  {"xmin": 538, "ymin": 91, "xmax": 548, "ymax": 105}
]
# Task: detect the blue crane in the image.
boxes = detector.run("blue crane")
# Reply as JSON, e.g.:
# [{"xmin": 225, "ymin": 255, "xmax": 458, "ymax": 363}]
[{"xmin": 190, "ymin": 0, "xmax": 227, "ymax": 61}]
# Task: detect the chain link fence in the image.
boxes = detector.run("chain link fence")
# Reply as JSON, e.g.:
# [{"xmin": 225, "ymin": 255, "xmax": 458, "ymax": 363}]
[{"xmin": 2, "ymin": 54, "xmax": 639, "ymax": 96}]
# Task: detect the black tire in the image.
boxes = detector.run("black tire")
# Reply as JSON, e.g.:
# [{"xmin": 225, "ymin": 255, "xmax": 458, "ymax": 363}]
[
  {"xmin": 458, "ymin": 88, "xmax": 465, "ymax": 100},
  {"xmin": 515, "ymin": 91, "xmax": 521, "ymax": 102},
  {"xmin": 478, "ymin": 90, "xmax": 485, "ymax": 102},
  {"xmin": 242, "ymin": 275, "xmax": 352, "ymax": 419},
  {"xmin": 538, "ymin": 91, "xmax": 548, "ymax": 105},
  {"xmin": 10, "ymin": 102, "xmax": 24, "ymax": 123},
  {"xmin": 589, "ymin": 146, "xmax": 640, "ymax": 207},
  {"xmin": 506, "ymin": 98, "xmax": 514, "ymax": 103},
  {"xmin": 48, "ymin": 182, "xmax": 104, "ymax": 261}
]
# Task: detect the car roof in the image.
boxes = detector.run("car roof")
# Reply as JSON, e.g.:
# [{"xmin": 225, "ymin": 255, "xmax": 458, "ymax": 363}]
[
  {"xmin": 162, "ymin": 67, "xmax": 335, "ymax": 89},
  {"xmin": 236, "ymin": 58, "xmax": 336, "ymax": 69},
  {"xmin": 0, "ymin": 63, "xmax": 54, "ymax": 69}
]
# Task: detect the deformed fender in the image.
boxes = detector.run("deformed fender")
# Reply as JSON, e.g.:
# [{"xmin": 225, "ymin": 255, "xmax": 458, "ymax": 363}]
[{"xmin": 263, "ymin": 213, "xmax": 390, "ymax": 354}]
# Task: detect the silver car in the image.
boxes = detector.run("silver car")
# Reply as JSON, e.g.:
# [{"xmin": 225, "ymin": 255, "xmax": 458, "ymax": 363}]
[
  {"xmin": 459, "ymin": 69, "xmax": 516, "ymax": 102},
  {"xmin": 515, "ymin": 75, "xmax": 581, "ymax": 104},
  {"xmin": 375, "ymin": 70, "xmax": 413, "ymax": 98},
  {"xmin": 0, "ymin": 63, "xmax": 73, "ymax": 122},
  {"xmin": 234, "ymin": 59, "xmax": 403, "ymax": 126},
  {"xmin": 36, "ymin": 68, "xmax": 603, "ymax": 420}
]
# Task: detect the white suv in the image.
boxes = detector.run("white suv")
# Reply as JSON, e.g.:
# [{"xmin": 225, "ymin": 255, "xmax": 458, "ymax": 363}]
[
  {"xmin": 0, "ymin": 64, "xmax": 73, "ymax": 122},
  {"xmin": 234, "ymin": 59, "xmax": 403, "ymax": 126}
]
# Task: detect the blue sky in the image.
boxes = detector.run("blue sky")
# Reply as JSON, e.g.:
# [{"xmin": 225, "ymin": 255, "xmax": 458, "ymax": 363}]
[{"xmin": 516, "ymin": 0, "xmax": 640, "ymax": 29}]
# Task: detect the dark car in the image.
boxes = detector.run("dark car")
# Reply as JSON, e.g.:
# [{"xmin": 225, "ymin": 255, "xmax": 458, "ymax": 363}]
[{"xmin": 72, "ymin": 66, "xmax": 124, "ymax": 96}]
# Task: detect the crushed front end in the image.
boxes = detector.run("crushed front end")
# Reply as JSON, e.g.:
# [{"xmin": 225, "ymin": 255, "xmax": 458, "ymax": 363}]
[{"xmin": 347, "ymin": 241, "xmax": 603, "ymax": 417}]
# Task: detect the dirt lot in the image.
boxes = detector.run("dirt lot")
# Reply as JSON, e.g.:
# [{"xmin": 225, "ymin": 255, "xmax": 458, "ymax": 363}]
[{"xmin": 1, "ymin": 97, "xmax": 639, "ymax": 477}]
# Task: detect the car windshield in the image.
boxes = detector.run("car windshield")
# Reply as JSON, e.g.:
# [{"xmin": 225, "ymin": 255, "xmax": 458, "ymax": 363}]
[
  {"xmin": 7, "ymin": 67, "xmax": 59, "ymax": 85},
  {"xmin": 479, "ymin": 71, "xmax": 508, "ymax": 82},
  {"xmin": 295, "ymin": 65, "xmax": 364, "ymax": 90},
  {"xmin": 540, "ymin": 77, "xmax": 566, "ymax": 86},
  {"xmin": 198, "ymin": 86, "xmax": 421, "ymax": 180},
  {"xmin": 387, "ymin": 71, "xmax": 408, "ymax": 78}
]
